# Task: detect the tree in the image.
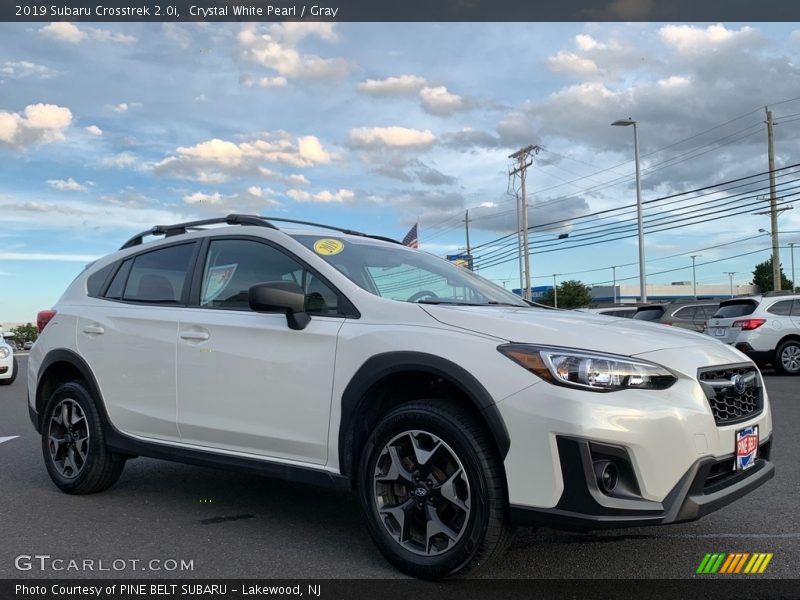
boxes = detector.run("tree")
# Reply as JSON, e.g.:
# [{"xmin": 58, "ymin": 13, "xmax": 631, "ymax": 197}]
[
  {"xmin": 751, "ymin": 258, "xmax": 793, "ymax": 293},
  {"xmin": 539, "ymin": 279, "xmax": 592, "ymax": 308},
  {"xmin": 11, "ymin": 323, "xmax": 37, "ymax": 345}
]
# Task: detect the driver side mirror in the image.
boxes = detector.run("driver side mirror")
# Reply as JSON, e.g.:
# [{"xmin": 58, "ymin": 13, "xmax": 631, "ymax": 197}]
[{"xmin": 248, "ymin": 281, "xmax": 311, "ymax": 331}]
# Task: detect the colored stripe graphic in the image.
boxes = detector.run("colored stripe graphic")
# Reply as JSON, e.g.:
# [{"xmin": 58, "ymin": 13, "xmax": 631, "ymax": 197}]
[{"xmin": 697, "ymin": 552, "xmax": 772, "ymax": 574}]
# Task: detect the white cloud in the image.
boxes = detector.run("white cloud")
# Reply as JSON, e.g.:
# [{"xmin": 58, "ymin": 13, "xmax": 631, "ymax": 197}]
[
  {"xmin": 90, "ymin": 29, "xmax": 137, "ymax": 45},
  {"xmin": 0, "ymin": 251, "xmax": 99, "ymax": 262},
  {"xmin": 184, "ymin": 191, "xmax": 224, "ymax": 204},
  {"xmin": 658, "ymin": 75, "xmax": 691, "ymax": 88},
  {"xmin": 47, "ymin": 178, "xmax": 88, "ymax": 192},
  {"xmin": 0, "ymin": 103, "xmax": 72, "ymax": 148},
  {"xmin": 183, "ymin": 187, "xmax": 281, "ymax": 212},
  {"xmin": 659, "ymin": 24, "xmax": 758, "ymax": 54},
  {"xmin": 349, "ymin": 126, "xmax": 436, "ymax": 149},
  {"xmin": 237, "ymin": 23, "xmax": 350, "ymax": 81},
  {"xmin": 109, "ymin": 102, "xmax": 142, "ymax": 113},
  {"xmin": 40, "ymin": 22, "xmax": 87, "ymax": 44},
  {"xmin": 357, "ymin": 74, "xmax": 428, "ymax": 96},
  {"xmin": 0, "ymin": 61, "xmax": 57, "ymax": 80},
  {"xmin": 84, "ymin": 125, "xmax": 103, "ymax": 136},
  {"xmin": 257, "ymin": 76, "xmax": 288, "ymax": 88},
  {"xmin": 152, "ymin": 132, "xmax": 328, "ymax": 183},
  {"xmin": 101, "ymin": 152, "xmax": 137, "ymax": 168},
  {"xmin": 419, "ymin": 86, "xmax": 467, "ymax": 116},
  {"xmin": 546, "ymin": 51, "xmax": 599, "ymax": 75},
  {"xmin": 286, "ymin": 188, "xmax": 355, "ymax": 203},
  {"xmin": 40, "ymin": 22, "xmax": 136, "ymax": 45}
]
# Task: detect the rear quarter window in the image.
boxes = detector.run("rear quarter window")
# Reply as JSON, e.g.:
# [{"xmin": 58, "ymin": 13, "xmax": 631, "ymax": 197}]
[
  {"xmin": 767, "ymin": 300, "xmax": 793, "ymax": 316},
  {"xmin": 712, "ymin": 301, "xmax": 757, "ymax": 318}
]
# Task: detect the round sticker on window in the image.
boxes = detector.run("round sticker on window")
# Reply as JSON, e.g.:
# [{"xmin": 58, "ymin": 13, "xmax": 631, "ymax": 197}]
[{"xmin": 313, "ymin": 238, "xmax": 344, "ymax": 256}]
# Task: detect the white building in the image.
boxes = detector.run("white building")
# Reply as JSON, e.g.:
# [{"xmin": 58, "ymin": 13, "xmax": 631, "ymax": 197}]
[{"xmin": 591, "ymin": 282, "xmax": 759, "ymax": 304}]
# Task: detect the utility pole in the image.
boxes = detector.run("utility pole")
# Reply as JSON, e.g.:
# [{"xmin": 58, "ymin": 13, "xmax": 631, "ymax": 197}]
[
  {"xmin": 611, "ymin": 266, "xmax": 617, "ymax": 304},
  {"xmin": 790, "ymin": 242, "xmax": 796, "ymax": 292},
  {"xmin": 725, "ymin": 272, "xmax": 736, "ymax": 298},
  {"xmin": 463, "ymin": 210, "xmax": 472, "ymax": 270},
  {"xmin": 766, "ymin": 108, "xmax": 782, "ymax": 291},
  {"xmin": 690, "ymin": 255, "xmax": 701, "ymax": 300},
  {"xmin": 552, "ymin": 274, "xmax": 558, "ymax": 308},
  {"xmin": 509, "ymin": 144, "xmax": 541, "ymax": 301}
]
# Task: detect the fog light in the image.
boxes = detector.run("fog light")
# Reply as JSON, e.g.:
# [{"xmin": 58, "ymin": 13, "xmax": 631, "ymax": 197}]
[{"xmin": 593, "ymin": 460, "xmax": 618, "ymax": 494}]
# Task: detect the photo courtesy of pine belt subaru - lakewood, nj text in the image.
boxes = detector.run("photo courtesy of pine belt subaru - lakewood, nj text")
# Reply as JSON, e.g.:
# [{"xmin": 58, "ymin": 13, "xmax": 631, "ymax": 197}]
[{"xmin": 27, "ymin": 214, "xmax": 774, "ymax": 579}]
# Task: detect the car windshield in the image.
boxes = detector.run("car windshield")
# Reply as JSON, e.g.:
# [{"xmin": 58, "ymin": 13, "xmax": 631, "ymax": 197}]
[{"xmin": 292, "ymin": 235, "xmax": 529, "ymax": 307}]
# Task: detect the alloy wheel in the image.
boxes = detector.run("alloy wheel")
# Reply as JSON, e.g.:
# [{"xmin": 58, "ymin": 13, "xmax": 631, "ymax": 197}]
[
  {"xmin": 47, "ymin": 399, "xmax": 90, "ymax": 479},
  {"xmin": 373, "ymin": 430, "xmax": 471, "ymax": 556},
  {"xmin": 781, "ymin": 344, "xmax": 800, "ymax": 373}
]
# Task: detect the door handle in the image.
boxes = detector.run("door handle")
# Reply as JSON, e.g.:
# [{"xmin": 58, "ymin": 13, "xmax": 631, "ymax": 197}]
[
  {"xmin": 81, "ymin": 325, "xmax": 104, "ymax": 335},
  {"xmin": 180, "ymin": 331, "xmax": 209, "ymax": 341}
]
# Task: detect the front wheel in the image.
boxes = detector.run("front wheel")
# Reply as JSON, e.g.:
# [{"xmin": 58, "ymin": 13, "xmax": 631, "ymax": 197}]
[
  {"xmin": 775, "ymin": 340, "xmax": 800, "ymax": 375},
  {"xmin": 41, "ymin": 381, "xmax": 126, "ymax": 494},
  {"xmin": 357, "ymin": 400, "xmax": 513, "ymax": 579}
]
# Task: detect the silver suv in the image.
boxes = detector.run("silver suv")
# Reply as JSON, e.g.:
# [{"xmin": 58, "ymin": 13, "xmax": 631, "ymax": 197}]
[{"xmin": 705, "ymin": 293, "xmax": 800, "ymax": 374}]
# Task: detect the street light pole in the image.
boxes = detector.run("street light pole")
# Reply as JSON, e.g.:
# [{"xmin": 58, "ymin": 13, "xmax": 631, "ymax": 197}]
[
  {"xmin": 553, "ymin": 274, "xmax": 558, "ymax": 308},
  {"xmin": 690, "ymin": 255, "xmax": 701, "ymax": 299},
  {"xmin": 790, "ymin": 242, "xmax": 796, "ymax": 292},
  {"xmin": 611, "ymin": 266, "xmax": 617, "ymax": 304},
  {"xmin": 612, "ymin": 118, "xmax": 647, "ymax": 302},
  {"xmin": 724, "ymin": 272, "xmax": 736, "ymax": 298}
]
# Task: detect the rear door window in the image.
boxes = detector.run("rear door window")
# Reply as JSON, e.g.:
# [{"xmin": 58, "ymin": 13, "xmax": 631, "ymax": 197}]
[
  {"xmin": 122, "ymin": 243, "xmax": 196, "ymax": 303},
  {"xmin": 671, "ymin": 306, "xmax": 696, "ymax": 320},
  {"xmin": 712, "ymin": 301, "xmax": 757, "ymax": 318},
  {"xmin": 633, "ymin": 307, "xmax": 665, "ymax": 321}
]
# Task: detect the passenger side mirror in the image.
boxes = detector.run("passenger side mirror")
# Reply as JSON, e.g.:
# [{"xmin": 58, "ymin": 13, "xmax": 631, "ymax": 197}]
[{"xmin": 248, "ymin": 281, "xmax": 311, "ymax": 330}]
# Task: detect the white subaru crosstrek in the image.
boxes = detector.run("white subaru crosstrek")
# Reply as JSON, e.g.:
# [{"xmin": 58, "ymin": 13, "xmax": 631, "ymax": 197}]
[
  {"xmin": 28, "ymin": 215, "xmax": 774, "ymax": 578},
  {"xmin": 705, "ymin": 294, "xmax": 800, "ymax": 375}
]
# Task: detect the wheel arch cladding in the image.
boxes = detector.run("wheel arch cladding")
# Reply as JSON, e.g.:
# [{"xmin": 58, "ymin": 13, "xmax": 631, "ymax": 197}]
[
  {"xmin": 36, "ymin": 349, "xmax": 105, "ymax": 430},
  {"xmin": 338, "ymin": 351, "xmax": 511, "ymax": 479}
]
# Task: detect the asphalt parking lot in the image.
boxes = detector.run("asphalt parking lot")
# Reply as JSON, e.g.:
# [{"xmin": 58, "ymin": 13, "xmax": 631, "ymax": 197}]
[{"xmin": 0, "ymin": 355, "xmax": 797, "ymax": 580}]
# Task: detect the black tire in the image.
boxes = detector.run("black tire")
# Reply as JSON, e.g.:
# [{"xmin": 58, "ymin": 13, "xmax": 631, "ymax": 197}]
[
  {"xmin": 774, "ymin": 340, "xmax": 800, "ymax": 375},
  {"xmin": 0, "ymin": 357, "xmax": 16, "ymax": 386},
  {"xmin": 357, "ymin": 400, "xmax": 514, "ymax": 579},
  {"xmin": 41, "ymin": 381, "xmax": 126, "ymax": 494}
]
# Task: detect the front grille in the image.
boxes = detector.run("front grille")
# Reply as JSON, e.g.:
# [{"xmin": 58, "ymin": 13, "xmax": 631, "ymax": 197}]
[{"xmin": 698, "ymin": 365, "xmax": 763, "ymax": 425}]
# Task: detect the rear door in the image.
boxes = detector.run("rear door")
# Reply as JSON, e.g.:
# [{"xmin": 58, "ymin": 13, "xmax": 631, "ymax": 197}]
[
  {"xmin": 76, "ymin": 242, "xmax": 197, "ymax": 442},
  {"xmin": 175, "ymin": 237, "xmax": 346, "ymax": 464}
]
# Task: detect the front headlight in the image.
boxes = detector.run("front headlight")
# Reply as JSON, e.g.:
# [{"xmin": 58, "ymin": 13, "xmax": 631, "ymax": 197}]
[
  {"xmin": 0, "ymin": 347, "xmax": 9, "ymax": 359},
  {"xmin": 498, "ymin": 344, "xmax": 677, "ymax": 392}
]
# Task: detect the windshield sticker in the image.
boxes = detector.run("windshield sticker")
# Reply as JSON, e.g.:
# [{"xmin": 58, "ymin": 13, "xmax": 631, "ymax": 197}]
[
  {"xmin": 313, "ymin": 239, "xmax": 344, "ymax": 256},
  {"xmin": 202, "ymin": 263, "xmax": 237, "ymax": 304}
]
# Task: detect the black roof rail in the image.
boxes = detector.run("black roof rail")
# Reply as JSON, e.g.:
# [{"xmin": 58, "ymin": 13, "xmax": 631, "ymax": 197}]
[
  {"xmin": 119, "ymin": 214, "xmax": 276, "ymax": 250},
  {"xmin": 258, "ymin": 216, "xmax": 402, "ymax": 245}
]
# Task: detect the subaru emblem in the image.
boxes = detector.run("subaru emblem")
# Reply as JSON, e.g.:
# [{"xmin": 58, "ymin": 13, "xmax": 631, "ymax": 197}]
[{"xmin": 731, "ymin": 374, "xmax": 746, "ymax": 395}]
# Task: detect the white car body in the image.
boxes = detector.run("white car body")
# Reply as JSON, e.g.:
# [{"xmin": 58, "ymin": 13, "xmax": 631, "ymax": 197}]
[
  {"xmin": 0, "ymin": 339, "xmax": 14, "ymax": 383},
  {"xmin": 26, "ymin": 218, "xmax": 775, "ymax": 575},
  {"xmin": 705, "ymin": 294, "xmax": 800, "ymax": 374}
]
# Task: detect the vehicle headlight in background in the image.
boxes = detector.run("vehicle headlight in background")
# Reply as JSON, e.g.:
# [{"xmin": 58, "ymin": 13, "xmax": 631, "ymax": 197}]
[
  {"xmin": 498, "ymin": 344, "xmax": 677, "ymax": 392},
  {"xmin": 0, "ymin": 347, "xmax": 9, "ymax": 359}
]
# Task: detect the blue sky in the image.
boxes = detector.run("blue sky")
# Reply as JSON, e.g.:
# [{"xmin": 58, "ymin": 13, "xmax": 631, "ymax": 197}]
[{"xmin": 2, "ymin": 21, "xmax": 800, "ymax": 322}]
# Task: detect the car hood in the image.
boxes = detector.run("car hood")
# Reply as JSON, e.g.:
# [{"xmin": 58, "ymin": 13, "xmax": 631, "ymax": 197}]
[{"xmin": 421, "ymin": 305, "xmax": 730, "ymax": 357}]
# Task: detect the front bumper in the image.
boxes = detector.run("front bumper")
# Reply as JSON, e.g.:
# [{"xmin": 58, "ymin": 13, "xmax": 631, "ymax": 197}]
[{"xmin": 511, "ymin": 435, "xmax": 774, "ymax": 529}]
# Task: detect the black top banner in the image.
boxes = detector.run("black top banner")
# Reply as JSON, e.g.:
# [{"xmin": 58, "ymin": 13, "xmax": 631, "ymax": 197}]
[{"xmin": 4, "ymin": 0, "xmax": 800, "ymax": 22}]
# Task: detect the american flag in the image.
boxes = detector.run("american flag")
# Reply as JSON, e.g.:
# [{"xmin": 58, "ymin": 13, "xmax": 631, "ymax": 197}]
[{"xmin": 402, "ymin": 223, "xmax": 418, "ymax": 248}]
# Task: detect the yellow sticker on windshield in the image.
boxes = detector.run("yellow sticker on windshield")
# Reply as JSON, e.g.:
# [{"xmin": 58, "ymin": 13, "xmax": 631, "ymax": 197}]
[{"xmin": 313, "ymin": 238, "xmax": 344, "ymax": 256}]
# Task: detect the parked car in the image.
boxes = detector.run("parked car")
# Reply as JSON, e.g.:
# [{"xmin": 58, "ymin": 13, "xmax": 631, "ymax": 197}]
[
  {"xmin": 0, "ymin": 338, "xmax": 17, "ymax": 386},
  {"xmin": 28, "ymin": 214, "xmax": 774, "ymax": 578},
  {"xmin": 635, "ymin": 300, "xmax": 721, "ymax": 332},
  {"xmin": 582, "ymin": 306, "xmax": 639, "ymax": 318},
  {"xmin": 706, "ymin": 293, "xmax": 800, "ymax": 374},
  {"xmin": 23, "ymin": 341, "xmax": 34, "ymax": 351}
]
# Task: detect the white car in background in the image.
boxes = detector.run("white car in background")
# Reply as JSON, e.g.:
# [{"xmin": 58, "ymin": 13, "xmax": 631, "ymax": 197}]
[
  {"xmin": 27, "ymin": 214, "xmax": 775, "ymax": 578},
  {"xmin": 705, "ymin": 293, "xmax": 800, "ymax": 375},
  {"xmin": 0, "ymin": 338, "xmax": 17, "ymax": 386}
]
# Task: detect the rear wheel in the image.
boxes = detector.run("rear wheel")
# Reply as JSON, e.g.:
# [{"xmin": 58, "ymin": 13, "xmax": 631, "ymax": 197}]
[
  {"xmin": 775, "ymin": 340, "xmax": 800, "ymax": 375},
  {"xmin": 357, "ymin": 400, "xmax": 513, "ymax": 579},
  {"xmin": 41, "ymin": 381, "xmax": 126, "ymax": 494}
]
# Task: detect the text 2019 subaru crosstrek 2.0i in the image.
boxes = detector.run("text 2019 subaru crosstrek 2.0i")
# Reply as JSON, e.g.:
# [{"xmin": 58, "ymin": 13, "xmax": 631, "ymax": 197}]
[{"xmin": 28, "ymin": 215, "xmax": 774, "ymax": 578}]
